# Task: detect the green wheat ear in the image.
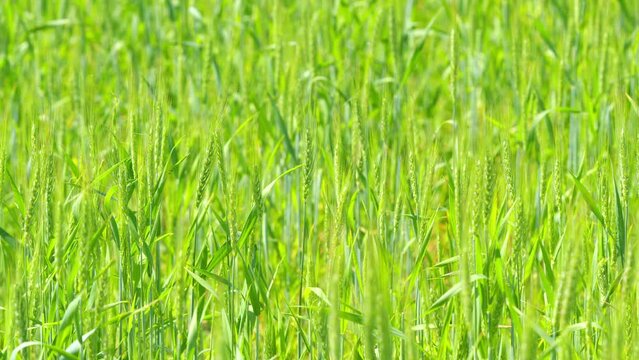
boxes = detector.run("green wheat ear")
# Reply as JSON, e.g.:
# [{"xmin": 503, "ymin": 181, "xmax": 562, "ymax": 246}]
[
  {"xmin": 303, "ymin": 128, "xmax": 314, "ymax": 203},
  {"xmin": 450, "ymin": 28, "xmax": 458, "ymax": 121},
  {"xmin": 252, "ymin": 165, "xmax": 263, "ymax": 217},
  {"xmin": 619, "ymin": 130, "xmax": 629, "ymax": 204},
  {"xmin": 196, "ymin": 136, "xmax": 215, "ymax": 208},
  {"xmin": 470, "ymin": 159, "xmax": 482, "ymax": 238},
  {"xmin": 214, "ymin": 130, "xmax": 227, "ymax": 198},
  {"xmin": 408, "ymin": 151, "xmax": 417, "ymax": 206},
  {"xmin": 502, "ymin": 140, "xmax": 515, "ymax": 203}
]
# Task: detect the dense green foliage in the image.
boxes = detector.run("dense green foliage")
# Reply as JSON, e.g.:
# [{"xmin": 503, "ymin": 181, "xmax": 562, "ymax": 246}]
[{"xmin": 2, "ymin": 0, "xmax": 639, "ymax": 358}]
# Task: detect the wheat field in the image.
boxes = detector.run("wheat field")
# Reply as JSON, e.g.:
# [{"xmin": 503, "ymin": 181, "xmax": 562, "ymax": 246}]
[{"xmin": 1, "ymin": 0, "xmax": 639, "ymax": 359}]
